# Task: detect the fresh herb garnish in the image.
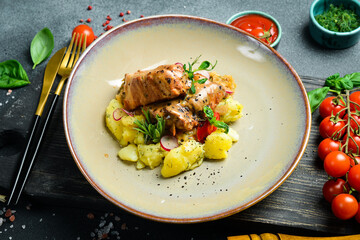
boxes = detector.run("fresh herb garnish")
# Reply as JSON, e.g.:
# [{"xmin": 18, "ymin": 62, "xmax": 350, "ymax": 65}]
[
  {"xmin": 203, "ymin": 106, "xmax": 229, "ymax": 133},
  {"xmin": 308, "ymin": 72, "xmax": 360, "ymax": 113},
  {"xmin": 134, "ymin": 108, "xmax": 165, "ymax": 143},
  {"xmin": 0, "ymin": 60, "xmax": 30, "ymax": 89},
  {"xmin": 30, "ymin": 27, "xmax": 54, "ymax": 69},
  {"xmin": 315, "ymin": 4, "xmax": 360, "ymax": 32},
  {"xmin": 183, "ymin": 56, "xmax": 217, "ymax": 94}
]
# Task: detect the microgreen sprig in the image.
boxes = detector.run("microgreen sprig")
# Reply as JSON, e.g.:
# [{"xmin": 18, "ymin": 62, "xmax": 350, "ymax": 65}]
[
  {"xmin": 0, "ymin": 194, "xmax": 5, "ymax": 203},
  {"xmin": 183, "ymin": 55, "xmax": 217, "ymax": 94},
  {"xmin": 134, "ymin": 108, "xmax": 165, "ymax": 143},
  {"xmin": 203, "ymin": 106, "xmax": 229, "ymax": 133}
]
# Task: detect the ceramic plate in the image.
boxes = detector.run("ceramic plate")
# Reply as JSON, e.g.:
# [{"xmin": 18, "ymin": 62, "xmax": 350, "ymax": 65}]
[{"xmin": 63, "ymin": 15, "xmax": 311, "ymax": 223}]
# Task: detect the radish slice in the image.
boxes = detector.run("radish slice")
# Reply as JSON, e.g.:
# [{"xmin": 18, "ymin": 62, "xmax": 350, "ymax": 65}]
[
  {"xmin": 160, "ymin": 135, "xmax": 179, "ymax": 151},
  {"xmin": 226, "ymin": 90, "xmax": 234, "ymax": 94},
  {"xmin": 175, "ymin": 62, "xmax": 183, "ymax": 67},
  {"xmin": 194, "ymin": 70, "xmax": 210, "ymax": 80},
  {"xmin": 122, "ymin": 108, "xmax": 134, "ymax": 117},
  {"xmin": 113, "ymin": 108, "xmax": 122, "ymax": 121}
]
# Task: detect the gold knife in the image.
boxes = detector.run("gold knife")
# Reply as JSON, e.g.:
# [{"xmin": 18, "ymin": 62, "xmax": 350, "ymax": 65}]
[
  {"xmin": 7, "ymin": 47, "xmax": 66, "ymax": 206},
  {"xmin": 35, "ymin": 47, "xmax": 66, "ymax": 116}
]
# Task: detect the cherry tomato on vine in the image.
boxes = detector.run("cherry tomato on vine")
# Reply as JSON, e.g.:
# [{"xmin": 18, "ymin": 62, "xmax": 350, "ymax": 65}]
[
  {"xmin": 318, "ymin": 138, "xmax": 342, "ymax": 161},
  {"xmin": 319, "ymin": 96, "xmax": 346, "ymax": 118},
  {"xmin": 348, "ymin": 164, "xmax": 360, "ymax": 192},
  {"xmin": 322, "ymin": 178, "xmax": 349, "ymax": 203},
  {"xmin": 350, "ymin": 91, "xmax": 360, "ymax": 111},
  {"xmin": 72, "ymin": 24, "xmax": 95, "ymax": 47},
  {"xmin": 331, "ymin": 193, "xmax": 359, "ymax": 220},
  {"xmin": 319, "ymin": 116, "xmax": 346, "ymax": 139},
  {"xmin": 344, "ymin": 131, "xmax": 360, "ymax": 155},
  {"xmin": 355, "ymin": 203, "xmax": 360, "ymax": 224},
  {"xmin": 344, "ymin": 111, "xmax": 360, "ymax": 132},
  {"xmin": 324, "ymin": 151, "xmax": 350, "ymax": 178}
]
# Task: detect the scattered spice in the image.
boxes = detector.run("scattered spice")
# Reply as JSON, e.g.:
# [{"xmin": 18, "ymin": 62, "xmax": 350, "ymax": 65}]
[
  {"xmin": 105, "ymin": 20, "xmax": 110, "ymax": 25},
  {"xmin": 122, "ymin": 18, "xmax": 127, "ymax": 22},
  {"xmin": 106, "ymin": 15, "xmax": 112, "ymax": 21},
  {"xmin": 9, "ymin": 215, "xmax": 15, "ymax": 222},
  {"xmin": 87, "ymin": 5, "xmax": 93, "ymax": 10},
  {"xmin": 4, "ymin": 209, "xmax": 12, "ymax": 218},
  {"xmin": 79, "ymin": 19, "xmax": 84, "ymax": 23},
  {"xmin": 104, "ymin": 25, "xmax": 113, "ymax": 31},
  {"xmin": 126, "ymin": 10, "xmax": 131, "ymax": 15},
  {"xmin": 86, "ymin": 18, "xmax": 92, "ymax": 23},
  {"xmin": 140, "ymin": 15, "xmax": 144, "ymax": 18},
  {"xmin": 119, "ymin": 12, "xmax": 124, "ymax": 17},
  {"xmin": 87, "ymin": 213, "xmax": 95, "ymax": 219}
]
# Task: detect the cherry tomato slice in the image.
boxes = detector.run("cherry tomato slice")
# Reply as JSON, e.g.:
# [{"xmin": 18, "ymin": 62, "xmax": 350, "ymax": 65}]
[{"xmin": 196, "ymin": 112, "xmax": 220, "ymax": 143}]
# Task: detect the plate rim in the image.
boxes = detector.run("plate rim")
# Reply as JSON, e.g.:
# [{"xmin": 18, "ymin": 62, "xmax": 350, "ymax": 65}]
[{"xmin": 63, "ymin": 14, "xmax": 312, "ymax": 223}]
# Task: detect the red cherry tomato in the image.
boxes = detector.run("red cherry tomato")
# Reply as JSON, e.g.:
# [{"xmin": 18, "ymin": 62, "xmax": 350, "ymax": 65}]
[
  {"xmin": 344, "ymin": 111, "xmax": 360, "ymax": 132},
  {"xmin": 72, "ymin": 24, "xmax": 95, "ymax": 47},
  {"xmin": 322, "ymin": 178, "xmax": 349, "ymax": 203},
  {"xmin": 331, "ymin": 193, "xmax": 359, "ymax": 220},
  {"xmin": 344, "ymin": 131, "xmax": 360, "ymax": 155},
  {"xmin": 350, "ymin": 91, "xmax": 360, "ymax": 111},
  {"xmin": 324, "ymin": 151, "xmax": 350, "ymax": 178},
  {"xmin": 355, "ymin": 202, "xmax": 360, "ymax": 224},
  {"xmin": 319, "ymin": 97, "xmax": 346, "ymax": 118},
  {"xmin": 348, "ymin": 164, "xmax": 360, "ymax": 191},
  {"xmin": 319, "ymin": 116, "xmax": 346, "ymax": 139},
  {"xmin": 197, "ymin": 112, "xmax": 220, "ymax": 143},
  {"xmin": 318, "ymin": 138, "xmax": 342, "ymax": 161}
]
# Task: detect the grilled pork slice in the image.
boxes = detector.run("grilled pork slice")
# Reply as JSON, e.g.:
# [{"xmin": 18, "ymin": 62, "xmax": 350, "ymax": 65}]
[
  {"xmin": 145, "ymin": 99, "xmax": 200, "ymax": 132},
  {"xmin": 184, "ymin": 81, "xmax": 227, "ymax": 114},
  {"xmin": 119, "ymin": 64, "xmax": 190, "ymax": 110}
]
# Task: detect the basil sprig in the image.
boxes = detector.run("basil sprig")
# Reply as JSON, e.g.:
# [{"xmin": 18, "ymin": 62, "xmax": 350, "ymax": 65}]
[
  {"xmin": 30, "ymin": 27, "xmax": 54, "ymax": 69},
  {"xmin": 183, "ymin": 56, "xmax": 217, "ymax": 94},
  {"xmin": 308, "ymin": 72, "xmax": 360, "ymax": 113},
  {"xmin": 203, "ymin": 106, "xmax": 229, "ymax": 133},
  {"xmin": 0, "ymin": 60, "xmax": 30, "ymax": 89}
]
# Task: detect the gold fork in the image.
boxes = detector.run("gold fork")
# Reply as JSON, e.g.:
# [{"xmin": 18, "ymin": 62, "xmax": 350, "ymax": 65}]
[
  {"xmin": 55, "ymin": 33, "xmax": 87, "ymax": 96},
  {"xmin": 7, "ymin": 33, "xmax": 87, "ymax": 205}
]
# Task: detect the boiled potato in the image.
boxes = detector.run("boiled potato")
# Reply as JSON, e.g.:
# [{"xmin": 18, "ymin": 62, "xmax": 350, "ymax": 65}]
[
  {"xmin": 204, "ymin": 131, "xmax": 232, "ymax": 159},
  {"xmin": 161, "ymin": 140, "xmax": 204, "ymax": 178},
  {"xmin": 118, "ymin": 144, "xmax": 138, "ymax": 162},
  {"xmin": 105, "ymin": 99, "xmax": 145, "ymax": 146},
  {"xmin": 138, "ymin": 143, "xmax": 164, "ymax": 169},
  {"xmin": 228, "ymin": 127, "xmax": 239, "ymax": 142},
  {"xmin": 215, "ymin": 97, "xmax": 243, "ymax": 123}
]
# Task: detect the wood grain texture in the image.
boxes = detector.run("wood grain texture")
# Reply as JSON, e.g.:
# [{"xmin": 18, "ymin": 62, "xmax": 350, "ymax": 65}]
[
  {"xmin": 228, "ymin": 233, "xmax": 360, "ymax": 240},
  {"xmin": 0, "ymin": 77, "xmax": 359, "ymax": 235}
]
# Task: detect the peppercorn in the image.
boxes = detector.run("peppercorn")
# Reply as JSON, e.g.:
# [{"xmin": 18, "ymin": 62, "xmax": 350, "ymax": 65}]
[{"xmin": 87, "ymin": 5, "xmax": 92, "ymax": 10}]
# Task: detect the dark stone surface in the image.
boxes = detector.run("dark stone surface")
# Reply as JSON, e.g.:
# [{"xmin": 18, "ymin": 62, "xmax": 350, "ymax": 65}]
[{"xmin": 0, "ymin": 0, "xmax": 360, "ymax": 239}]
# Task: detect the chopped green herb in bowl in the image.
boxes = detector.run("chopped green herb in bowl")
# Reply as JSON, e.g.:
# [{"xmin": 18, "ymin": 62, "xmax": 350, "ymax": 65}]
[
  {"xmin": 309, "ymin": 0, "xmax": 360, "ymax": 49},
  {"xmin": 315, "ymin": 4, "xmax": 360, "ymax": 32}
]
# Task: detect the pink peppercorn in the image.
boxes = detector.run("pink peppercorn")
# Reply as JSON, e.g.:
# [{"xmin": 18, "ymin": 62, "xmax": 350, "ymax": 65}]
[
  {"xmin": 86, "ymin": 18, "xmax": 91, "ymax": 23},
  {"xmin": 126, "ymin": 10, "xmax": 131, "ymax": 14},
  {"xmin": 140, "ymin": 15, "xmax": 144, "ymax": 18},
  {"xmin": 87, "ymin": 5, "xmax": 92, "ymax": 10},
  {"xmin": 80, "ymin": 19, "xmax": 84, "ymax": 23},
  {"xmin": 122, "ymin": 18, "xmax": 127, "ymax": 22},
  {"xmin": 106, "ymin": 15, "xmax": 112, "ymax": 21},
  {"xmin": 119, "ymin": 12, "xmax": 124, "ymax": 17},
  {"xmin": 105, "ymin": 20, "xmax": 110, "ymax": 24}
]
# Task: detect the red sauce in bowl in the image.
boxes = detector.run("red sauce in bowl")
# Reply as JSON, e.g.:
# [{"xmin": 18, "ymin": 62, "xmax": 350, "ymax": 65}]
[{"xmin": 230, "ymin": 14, "xmax": 279, "ymax": 45}]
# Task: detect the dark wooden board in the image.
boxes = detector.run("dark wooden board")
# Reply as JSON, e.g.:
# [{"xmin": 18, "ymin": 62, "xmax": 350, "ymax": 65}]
[{"xmin": 1, "ymin": 76, "xmax": 359, "ymax": 235}]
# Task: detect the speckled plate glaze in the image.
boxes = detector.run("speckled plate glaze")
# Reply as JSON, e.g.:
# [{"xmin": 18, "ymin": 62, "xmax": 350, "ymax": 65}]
[{"xmin": 63, "ymin": 15, "xmax": 311, "ymax": 223}]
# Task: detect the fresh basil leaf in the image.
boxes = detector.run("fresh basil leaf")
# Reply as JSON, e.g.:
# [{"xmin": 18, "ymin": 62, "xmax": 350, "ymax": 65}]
[
  {"xmin": 307, "ymin": 87, "xmax": 329, "ymax": 113},
  {"xmin": 198, "ymin": 61, "xmax": 210, "ymax": 70},
  {"xmin": 338, "ymin": 76, "xmax": 353, "ymax": 90},
  {"xmin": 213, "ymin": 121, "xmax": 229, "ymax": 133},
  {"xmin": 203, "ymin": 106, "xmax": 214, "ymax": 119},
  {"xmin": 190, "ymin": 82, "xmax": 196, "ymax": 94},
  {"xmin": 30, "ymin": 27, "xmax": 54, "ymax": 69},
  {"xmin": 347, "ymin": 72, "xmax": 360, "ymax": 87},
  {"xmin": 0, "ymin": 60, "xmax": 30, "ymax": 89}
]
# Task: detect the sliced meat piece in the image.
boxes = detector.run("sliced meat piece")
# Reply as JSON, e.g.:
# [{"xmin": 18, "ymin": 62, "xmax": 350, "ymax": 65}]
[
  {"xmin": 119, "ymin": 64, "xmax": 190, "ymax": 110},
  {"xmin": 145, "ymin": 99, "xmax": 200, "ymax": 131},
  {"xmin": 184, "ymin": 81, "xmax": 227, "ymax": 114}
]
